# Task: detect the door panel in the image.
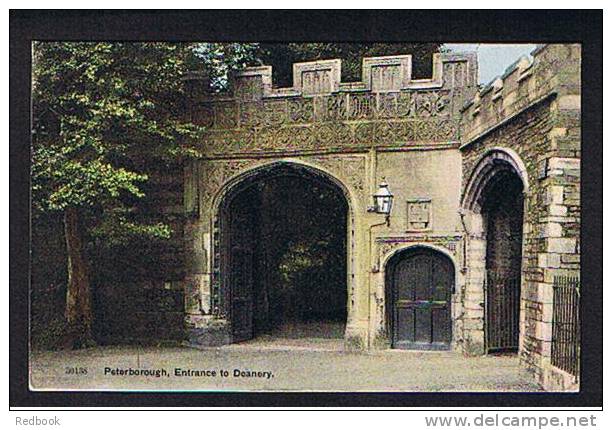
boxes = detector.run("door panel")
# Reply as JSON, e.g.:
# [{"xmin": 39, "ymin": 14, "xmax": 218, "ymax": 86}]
[
  {"xmin": 414, "ymin": 307, "xmax": 431, "ymax": 343},
  {"xmin": 390, "ymin": 249, "xmax": 453, "ymax": 350}
]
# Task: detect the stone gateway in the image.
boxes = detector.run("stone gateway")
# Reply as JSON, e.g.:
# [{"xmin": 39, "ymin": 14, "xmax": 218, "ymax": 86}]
[{"xmin": 101, "ymin": 44, "xmax": 581, "ymax": 392}]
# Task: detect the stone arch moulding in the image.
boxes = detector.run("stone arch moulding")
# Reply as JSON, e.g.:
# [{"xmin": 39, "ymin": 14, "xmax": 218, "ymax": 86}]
[
  {"xmin": 461, "ymin": 147, "xmax": 529, "ymax": 213},
  {"xmin": 380, "ymin": 243, "xmax": 461, "ymax": 292},
  {"xmin": 206, "ymin": 157, "xmax": 363, "ymax": 222},
  {"xmin": 204, "ymin": 157, "xmax": 362, "ymax": 340}
]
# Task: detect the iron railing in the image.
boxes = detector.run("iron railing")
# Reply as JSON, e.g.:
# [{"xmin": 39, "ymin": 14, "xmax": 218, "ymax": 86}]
[
  {"xmin": 486, "ymin": 271, "xmax": 521, "ymax": 352},
  {"xmin": 551, "ymin": 275, "xmax": 580, "ymax": 378}
]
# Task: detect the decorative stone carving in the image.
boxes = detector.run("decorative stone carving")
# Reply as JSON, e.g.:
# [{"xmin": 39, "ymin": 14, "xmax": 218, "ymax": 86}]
[
  {"xmin": 406, "ymin": 198, "xmax": 432, "ymax": 231},
  {"xmin": 288, "ymin": 98, "xmax": 314, "ymax": 123},
  {"xmin": 199, "ymin": 159, "xmax": 265, "ymax": 215},
  {"xmin": 362, "ymin": 55, "xmax": 412, "ymax": 92},
  {"xmin": 293, "ymin": 59, "xmax": 342, "ymax": 96},
  {"xmin": 192, "ymin": 85, "xmax": 458, "ymax": 156},
  {"xmin": 376, "ymin": 235, "xmax": 463, "ymax": 271},
  {"xmin": 309, "ymin": 154, "xmax": 367, "ymax": 202}
]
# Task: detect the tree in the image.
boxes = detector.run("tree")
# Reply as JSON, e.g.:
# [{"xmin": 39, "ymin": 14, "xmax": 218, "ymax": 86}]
[
  {"xmin": 255, "ymin": 43, "xmax": 442, "ymax": 88},
  {"xmin": 192, "ymin": 43, "xmax": 260, "ymax": 90},
  {"xmin": 31, "ymin": 42, "xmax": 205, "ymax": 348}
]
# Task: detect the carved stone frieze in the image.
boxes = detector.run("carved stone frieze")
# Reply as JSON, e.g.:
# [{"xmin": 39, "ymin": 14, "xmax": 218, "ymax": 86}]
[
  {"xmin": 198, "ymin": 154, "xmax": 367, "ymax": 217},
  {"xmin": 193, "ymin": 89, "xmax": 458, "ymax": 156}
]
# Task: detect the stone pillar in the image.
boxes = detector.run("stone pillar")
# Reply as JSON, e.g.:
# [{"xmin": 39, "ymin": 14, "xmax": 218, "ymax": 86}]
[
  {"xmin": 344, "ymin": 206, "xmax": 370, "ymax": 351},
  {"xmin": 528, "ymin": 156, "xmax": 580, "ymax": 385},
  {"xmin": 184, "ymin": 159, "xmax": 230, "ymax": 347},
  {"xmin": 462, "ymin": 211, "xmax": 486, "ymax": 355}
]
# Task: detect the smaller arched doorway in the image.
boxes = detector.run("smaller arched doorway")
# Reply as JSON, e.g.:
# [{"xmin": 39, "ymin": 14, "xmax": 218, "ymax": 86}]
[
  {"xmin": 386, "ymin": 247, "xmax": 455, "ymax": 350},
  {"xmin": 462, "ymin": 148, "xmax": 528, "ymax": 354}
]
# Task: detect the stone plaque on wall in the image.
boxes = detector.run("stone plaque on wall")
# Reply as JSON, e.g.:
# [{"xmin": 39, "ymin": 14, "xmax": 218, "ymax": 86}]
[{"xmin": 407, "ymin": 198, "xmax": 432, "ymax": 231}]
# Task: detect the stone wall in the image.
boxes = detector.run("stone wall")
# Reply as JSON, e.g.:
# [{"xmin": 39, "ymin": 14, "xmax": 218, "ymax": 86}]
[
  {"xmin": 94, "ymin": 165, "xmax": 187, "ymax": 345},
  {"xmin": 459, "ymin": 44, "xmax": 581, "ymax": 390},
  {"xmin": 186, "ymin": 52, "xmax": 477, "ymax": 158}
]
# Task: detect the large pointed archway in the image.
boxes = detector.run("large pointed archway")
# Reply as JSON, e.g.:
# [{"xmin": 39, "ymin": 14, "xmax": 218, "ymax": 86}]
[{"xmin": 215, "ymin": 162, "xmax": 352, "ymax": 344}]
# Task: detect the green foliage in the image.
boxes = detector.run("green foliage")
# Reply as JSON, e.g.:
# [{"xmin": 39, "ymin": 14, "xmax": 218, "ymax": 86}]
[
  {"xmin": 256, "ymin": 43, "xmax": 442, "ymax": 87},
  {"xmin": 246, "ymin": 177, "xmax": 347, "ymax": 323},
  {"xmin": 31, "ymin": 42, "xmax": 205, "ymax": 242},
  {"xmin": 192, "ymin": 43, "xmax": 260, "ymax": 90},
  {"xmin": 89, "ymin": 207, "xmax": 172, "ymax": 247}
]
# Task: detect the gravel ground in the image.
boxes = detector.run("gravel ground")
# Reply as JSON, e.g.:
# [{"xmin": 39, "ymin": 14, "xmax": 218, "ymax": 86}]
[{"xmin": 30, "ymin": 342, "xmax": 542, "ymax": 392}]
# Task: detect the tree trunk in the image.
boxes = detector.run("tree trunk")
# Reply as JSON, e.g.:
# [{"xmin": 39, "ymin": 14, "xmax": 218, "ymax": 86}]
[{"xmin": 63, "ymin": 207, "xmax": 95, "ymax": 348}]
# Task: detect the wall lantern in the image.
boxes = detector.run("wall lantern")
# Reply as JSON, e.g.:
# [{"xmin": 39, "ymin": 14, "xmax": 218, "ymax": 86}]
[{"xmin": 368, "ymin": 179, "xmax": 394, "ymax": 216}]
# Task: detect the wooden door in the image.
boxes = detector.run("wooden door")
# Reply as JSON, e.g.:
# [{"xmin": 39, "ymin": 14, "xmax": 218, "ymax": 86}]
[{"xmin": 390, "ymin": 249, "xmax": 453, "ymax": 350}]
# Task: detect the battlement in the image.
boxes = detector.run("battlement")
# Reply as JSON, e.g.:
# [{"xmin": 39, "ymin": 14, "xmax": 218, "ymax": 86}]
[
  {"xmin": 231, "ymin": 52, "xmax": 478, "ymax": 99},
  {"xmin": 460, "ymin": 44, "xmax": 581, "ymax": 146},
  {"xmin": 185, "ymin": 50, "xmax": 480, "ymax": 158}
]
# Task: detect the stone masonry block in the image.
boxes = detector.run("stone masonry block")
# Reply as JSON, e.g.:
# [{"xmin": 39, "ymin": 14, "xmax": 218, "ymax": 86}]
[
  {"xmin": 561, "ymin": 254, "xmax": 580, "ymax": 264},
  {"xmin": 545, "ymin": 186, "xmax": 565, "ymax": 205},
  {"xmin": 557, "ymin": 94, "xmax": 581, "ymax": 111},
  {"xmin": 538, "ymin": 222, "xmax": 562, "ymax": 238},
  {"xmin": 549, "ymin": 205, "xmax": 567, "ymax": 216},
  {"xmin": 547, "ymin": 237, "xmax": 576, "ymax": 254},
  {"xmin": 541, "ymin": 302, "xmax": 553, "ymax": 323},
  {"xmin": 535, "ymin": 321, "xmax": 553, "ymax": 342},
  {"xmin": 538, "ymin": 253, "xmax": 561, "ymax": 268},
  {"xmin": 537, "ymin": 281, "xmax": 554, "ymax": 304},
  {"xmin": 548, "ymin": 157, "xmax": 580, "ymax": 175}
]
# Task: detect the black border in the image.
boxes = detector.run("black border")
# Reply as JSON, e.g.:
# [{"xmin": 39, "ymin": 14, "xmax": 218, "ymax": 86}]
[{"xmin": 10, "ymin": 9, "xmax": 603, "ymax": 408}]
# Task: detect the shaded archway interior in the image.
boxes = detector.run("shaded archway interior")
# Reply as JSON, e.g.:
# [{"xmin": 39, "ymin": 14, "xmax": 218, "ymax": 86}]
[
  {"xmin": 479, "ymin": 166, "xmax": 524, "ymax": 353},
  {"xmin": 220, "ymin": 164, "xmax": 348, "ymax": 343}
]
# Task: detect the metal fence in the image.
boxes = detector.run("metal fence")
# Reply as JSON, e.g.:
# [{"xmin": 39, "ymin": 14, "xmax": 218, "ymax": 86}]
[
  {"xmin": 551, "ymin": 275, "xmax": 580, "ymax": 378},
  {"xmin": 486, "ymin": 271, "xmax": 521, "ymax": 352}
]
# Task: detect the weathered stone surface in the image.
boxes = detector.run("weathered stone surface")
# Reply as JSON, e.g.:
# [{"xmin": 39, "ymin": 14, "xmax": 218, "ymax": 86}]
[
  {"xmin": 549, "ymin": 204, "xmax": 568, "ymax": 216},
  {"xmin": 538, "ymin": 253, "xmax": 561, "ymax": 268},
  {"xmin": 547, "ymin": 238, "xmax": 576, "ymax": 254}
]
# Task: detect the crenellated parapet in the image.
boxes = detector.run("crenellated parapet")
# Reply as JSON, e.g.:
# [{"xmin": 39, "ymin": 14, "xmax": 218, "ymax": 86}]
[
  {"xmin": 460, "ymin": 44, "xmax": 581, "ymax": 146},
  {"xmin": 187, "ymin": 52, "xmax": 478, "ymax": 157},
  {"xmin": 232, "ymin": 52, "xmax": 477, "ymax": 97}
]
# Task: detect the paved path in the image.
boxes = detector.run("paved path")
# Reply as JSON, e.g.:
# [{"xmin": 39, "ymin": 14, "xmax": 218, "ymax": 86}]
[{"xmin": 30, "ymin": 343, "xmax": 542, "ymax": 392}]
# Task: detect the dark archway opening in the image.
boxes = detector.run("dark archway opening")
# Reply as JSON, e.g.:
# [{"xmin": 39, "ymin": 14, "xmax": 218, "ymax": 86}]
[
  {"xmin": 221, "ymin": 165, "xmax": 348, "ymax": 343},
  {"xmin": 481, "ymin": 169, "xmax": 524, "ymax": 353}
]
